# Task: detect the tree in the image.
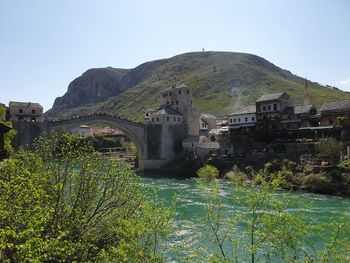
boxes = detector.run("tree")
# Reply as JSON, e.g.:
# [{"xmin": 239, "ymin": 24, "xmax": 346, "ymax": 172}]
[
  {"xmin": 199, "ymin": 172, "xmax": 350, "ymax": 262},
  {"xmin": 316, "ymin": 137, "xmax": 343, "ymax": 164},
  {"xmin": 0, "ymin": 103, "xmax": 16, "ymax": 154},
  {"xmin": 0, "ymin": 133, "xmax": 172, "ymax": 262}
]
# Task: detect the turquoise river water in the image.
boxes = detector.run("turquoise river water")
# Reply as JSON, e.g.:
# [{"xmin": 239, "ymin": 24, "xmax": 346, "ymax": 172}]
[{"xmin": 140, "ymin": 174, "xmax": 350, "ymax": 262}]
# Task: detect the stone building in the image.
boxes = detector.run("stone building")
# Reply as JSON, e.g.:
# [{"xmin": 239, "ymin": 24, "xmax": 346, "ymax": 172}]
[
  {"xmin": 160, "ymin": 84, "xmax": 199, "ymax": 136},
  {"xmin": 9, "ymin": 101, "xmax": 43, "ymax": 122},
  {"xmin": 144, "ymin": 105, "xmax": 183, "ymax": 125},
  {"xmin": 256, "ymin": 92, "xmax": 293, "ymax": 131},
  {"xmin": 320, "ymin": 100, "xmax": 350, "ymax": 127},
  {"xmin": 280, "ymin": 104, "xmax": 317, "ymax": 130},
  {"xmin": 199, "ymin": 114, "xmax": 217, "ymax": 136},
  {"xmin": 228, "ymin": 105, "xmax": 256, "ymax": 134}
]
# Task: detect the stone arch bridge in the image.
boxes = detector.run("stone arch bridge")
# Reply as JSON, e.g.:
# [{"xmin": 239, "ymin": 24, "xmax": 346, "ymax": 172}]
[{"xmin": 13, "ymin": 113, "xmax": 184, "ymax": 170}]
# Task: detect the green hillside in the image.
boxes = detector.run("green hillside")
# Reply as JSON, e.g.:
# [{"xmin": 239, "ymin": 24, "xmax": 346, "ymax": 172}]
[{"xmin": 48, "ymin": 51, "xmax": 350, "ymax": 121}]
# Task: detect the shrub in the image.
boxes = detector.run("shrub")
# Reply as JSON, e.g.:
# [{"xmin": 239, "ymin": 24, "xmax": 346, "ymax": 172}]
[
  {"xmin": 316, "ymin": 137, "xmax": 343, "ymax": 164},
  {"xmin": 197, "ymin": 164, "xmax": 219, "ymax": 179}
]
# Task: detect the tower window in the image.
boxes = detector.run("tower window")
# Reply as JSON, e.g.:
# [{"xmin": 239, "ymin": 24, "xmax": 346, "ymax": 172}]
[
  {"xmin": 32, "ymin": 109, "xmax": 36, "ymax": 114},
  {"xmin": 273, "ymin": 103, "xmax": 277, "ymax": 111},
  {"xmin": 166, "ymin": 117, "xmax": 169, "ymax": 121},
  {"xmin": 176, "ymin": 101, "xmax": 178, "ymax": 105},
  {"xmin": 187, "ymin": 90, "xmax": 189, "ymax": 94},
  {"xmin": 169, "ymin": 92, "xmax": 172, "ymax": 96},
  {"xmin": 178, "ymin": 90, "xmax": 181, "ymax": 95}
]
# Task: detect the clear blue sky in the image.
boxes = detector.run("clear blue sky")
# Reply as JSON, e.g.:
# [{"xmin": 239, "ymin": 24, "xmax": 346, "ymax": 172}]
[{"xmin": 1, "ymin": 0, "xmax": 349, "ymax": 111}]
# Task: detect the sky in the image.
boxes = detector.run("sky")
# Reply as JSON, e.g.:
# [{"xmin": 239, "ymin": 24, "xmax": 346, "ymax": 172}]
[{"xmin": 0, "ymin": 0, "xmax": 349, "ymax": 111}]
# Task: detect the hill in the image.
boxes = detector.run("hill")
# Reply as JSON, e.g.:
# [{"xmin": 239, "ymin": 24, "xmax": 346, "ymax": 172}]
[{"xmin": 45, "ymin": 51, "xmax": 350, "ymax": 121}]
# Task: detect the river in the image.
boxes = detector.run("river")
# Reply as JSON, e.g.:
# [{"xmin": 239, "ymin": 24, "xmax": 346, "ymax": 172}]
[{"xmin": 141, "ymin": 174, "xmax": 350, "ymax": 262}]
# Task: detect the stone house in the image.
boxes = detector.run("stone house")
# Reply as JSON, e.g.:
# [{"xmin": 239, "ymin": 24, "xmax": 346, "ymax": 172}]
[
  {"xmin": 199, "ymin": 114, "xmax": 217, "ymax": 136},
  {"xmin": 320, "ymin": 100, "xmax": 350, "ymax": 127},
  {"xmin": 145, "ymin": 105, "xmax": 183, "ymax": 125},
  {"xmin": 228, "ymin": 105, "xmax": 256, "ymax": 134},
  {"xmin": 9, "ymin": 101, "xmax": 43, "ymax": 122},
  {"xmin": 256, "ymin": 92, "xmax": 293, "ymax": 131},
  {"xmin": 280, "ymin": 104, "xmax": 317, "ymax": 130}
]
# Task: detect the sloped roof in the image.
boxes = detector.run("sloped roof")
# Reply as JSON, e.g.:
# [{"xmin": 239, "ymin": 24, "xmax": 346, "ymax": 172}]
[
  {"xmin": 294, "ymin": 105, "xmax": 314, "ymax": 115},
  {"xmin": 200, "ymin": 113, "xmax": 216, "ymax": 119},
  {"xmin": 256, "ymin": 92, "xmax": 285, "ymax": 102},
  {"xmin": 229, "ymin": 105, "xmax": 256, "ymax": 116},
  {"xmin": 197, "ymin": 136, "xmax": 220, "ymax": 149},
  {"xmin": 9, "ymin": 101, "xmax": 43, "ymax": 108},
  {"xmin": 144, "ymin": 108, "xmax": 156, "ymax": 112},
  {"xmin": 154, "ymin": 105, "xmax": 182, "ymax": 116},
  {"xmin": 320, "ymin": 100, "xmax": 350, "ymax": 113}
]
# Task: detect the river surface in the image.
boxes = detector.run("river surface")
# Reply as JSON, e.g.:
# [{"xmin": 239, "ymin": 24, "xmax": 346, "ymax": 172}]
[{"xmin": 140, "ymin": 174, "xmax": 350, "ymax": 262}]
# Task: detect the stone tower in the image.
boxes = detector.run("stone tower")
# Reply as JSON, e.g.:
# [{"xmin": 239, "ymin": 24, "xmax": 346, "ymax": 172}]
[
  {"xmin": 160, "ymin": 84, "xmax": 199, "ymax": 136},
  {"xmin": 304, "ymin": 79, "xmax": 311, "ymax": 106}
]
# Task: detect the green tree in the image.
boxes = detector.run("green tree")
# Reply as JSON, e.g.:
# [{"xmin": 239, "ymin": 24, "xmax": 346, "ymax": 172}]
[
  {"xmin": 199, "ymin": 172, "xmax": 350, "ymax": 262},
  {"xmin": 0, "ymin": 133, "xmax": 172, "ymax": 262},
  {"xmin": 316, "ymin": 137, "xmax": 343, "ymax": 164},
  {"xmin": 0, "ymin": 103, "xmax": 16, "ymax": 154}
]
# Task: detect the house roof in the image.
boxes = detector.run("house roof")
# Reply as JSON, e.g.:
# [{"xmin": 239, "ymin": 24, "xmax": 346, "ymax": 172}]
[
  {"xmin": 200, "ymin": 114, "xmax": 216, "ymax": 119},
  {"xmin": 229, "ymin": 105, "xmax": 256, "ymax": 116},
  {"xmin": 154, "ymin": 105, "xmax": 182, "ymax": 116},
  {"xmin": 256, "ymin": 92, "xmax": 285, "ymax": 102},
  {"xmin": 9, "ymin": 101, "xmax": 43, "ymax": 108},
  {"xmin": 320, "ymin": 100, "xmax": 350, "ymax": 113},
  {"xmin": 197, "ymin": 136, "xmax": 220, "ymax": 149},
  {"xmin": 294, "ymin": 105, "xmax": 314, "ymax": 115},
  {"xmin": 144, "ymin": 108, "xmax": 156, "ymax": 113}
]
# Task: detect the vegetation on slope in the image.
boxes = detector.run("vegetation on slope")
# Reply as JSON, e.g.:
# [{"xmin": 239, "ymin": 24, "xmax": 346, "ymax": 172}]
[{"xmin": 47, "ymin": 51, "xmax": 350, "ymax": 121}]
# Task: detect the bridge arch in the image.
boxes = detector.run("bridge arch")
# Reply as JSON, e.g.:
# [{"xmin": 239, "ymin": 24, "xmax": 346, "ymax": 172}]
[{"xmin": 47, "ymin": 114, "xmax": 145, "ymax": 165}]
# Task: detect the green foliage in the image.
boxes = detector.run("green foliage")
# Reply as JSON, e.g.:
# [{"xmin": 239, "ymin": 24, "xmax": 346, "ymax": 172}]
[
  {"xmin": 316, "ymin": 137, "xmax": 343, "ymax": 164},
  {"xmin": 0, "ymin": 133, "xmax": 171, "ymax": 262},
  {"xmin": 199, "ymin": 173, "xmax": 350, "ymax": 262},
  {"xmin": 197, "ymin": 164, "xmax": 220, "ymax": 179},
  {"xmin": 0, "ymin": 103, "xmax": 16, "ymax": 153},
  {"xmin": 48, "ymin": 52, "xmax": 350, "ymax": 121}
]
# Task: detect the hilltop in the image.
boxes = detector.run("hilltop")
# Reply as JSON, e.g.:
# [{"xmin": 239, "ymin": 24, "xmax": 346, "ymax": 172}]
[{"xmin": 45, "ymin": 51, "xmax": 350, "ymax": 121}]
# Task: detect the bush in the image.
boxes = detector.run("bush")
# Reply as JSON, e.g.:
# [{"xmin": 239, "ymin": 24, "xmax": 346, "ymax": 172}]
[
  {"xmin": 316, "ymin": 137, "xmax": 343, "ymax": 164},
  {"xmin": 197, "ymin": 164, "xmax": 219, "ymax": 179},
  {"xmin": 0, "ymin": 134, "xmax": 171, "ymax": 262}
]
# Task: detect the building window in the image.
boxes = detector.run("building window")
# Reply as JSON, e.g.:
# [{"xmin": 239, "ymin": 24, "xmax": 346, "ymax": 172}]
[
  {"xmin": 178, "ymin": 90, "xmax": 181, "ymax": 95},
  {"xmin": 31, "ymin": 117, "xmax": 36, "ymax": 122},
  {"xmin": 166, "ymin": 117, "xmax": 169, "ymax": 121},
  {"xmin": 156, "ymin": 117, "xmax": 159, "ymax": 122},
  {"xmin": 329, "ymin": 119, "xmax": 334, "ymax": 125},
  {"xmin": 238, "ymin": 118, "xmax": 241, "ymax": 122},
  {"xmin": 268, "ymin": 105, "xmax": 271, "ymax": 111},
  {"xmin": 263, "ymin": 106, "xmax": 266, "ymax": 111},
  {"xmin": 233, "ymin": 118, "xmax": 236, "ymax": 123},
  {"xmin": 167, "ymin": 101, "xmax": 169, "ymax": 105},
  {"xmin": 174, "ymin": 117, "xmax": 176, "ymax": 121},
  {"xmin": 152, "ymin": 118, "xmax": 154, "ymax": 122},
  {"xmin": 230, "ymin": 119, "xmax": 233, "ymax": 123},
  {"xmin": 32, "ymin": 109, "xmax": 36, "ymax": 114},
  {"xmin": 169, "ymin": 92, "xmax": 172, "ymax": 96},
  {"xmin": 273, "ymin": 103, "xmax": 277, "ymax": 111},
  {"xmin": 252, "ymin": 117, "xmax": 255, "ymax": 121},
  {"xmin": 163, "ymin": 93, "xmax": 166, "ymax": 97},
  {"xmin": 19, "ymin": 109, "xmax": 23, "ymax": 113},
  {"xmin": 176, "ymin": 101, "xmax": 178, "ymax": 105},
  {"xmin": 18, "ymin": 116, "xmax": 24, "ymax": 121},
  {"xmin": 146, "ymin": 113, "xmax": 149, "ymax": 116},
  {"xmin": 171, "ymin": 101, "xmax": 174, "ymax": 105},
  {"xmin": 176, "ymin": 107, "xmax": 179, "ymax": 111},
  {"xmin": 245, "ymin": 117, "xmax": 248, "ymax": 122},
  {"xmin": 187, "ymin": 90, "xmax": 189, "ymax": 94}
]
